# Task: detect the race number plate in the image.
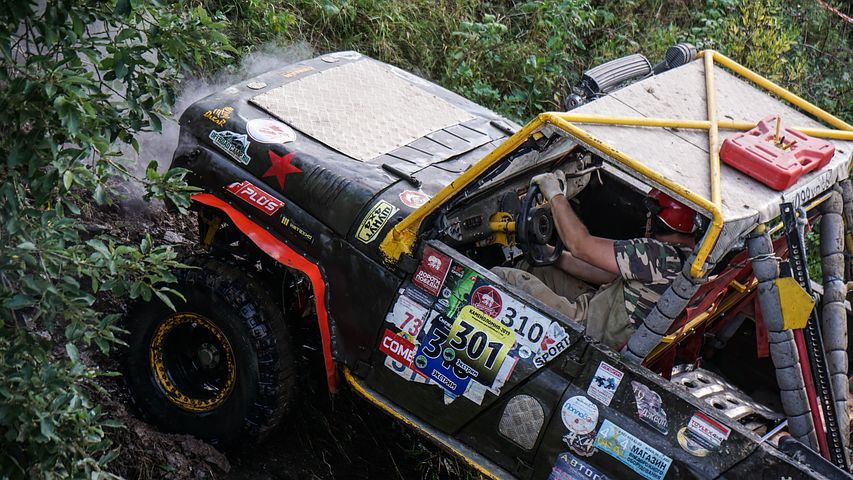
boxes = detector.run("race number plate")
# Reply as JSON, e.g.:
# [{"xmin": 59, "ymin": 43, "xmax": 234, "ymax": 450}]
[{"xmin": 446, "ymin": 306, "xmax": 515, "ymax": 387}]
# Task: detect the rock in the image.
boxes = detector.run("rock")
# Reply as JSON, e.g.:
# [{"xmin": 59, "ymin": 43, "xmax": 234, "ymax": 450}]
[{"xmin": 164, "ymin": 230, "xmax": 188, "ymax": 244}]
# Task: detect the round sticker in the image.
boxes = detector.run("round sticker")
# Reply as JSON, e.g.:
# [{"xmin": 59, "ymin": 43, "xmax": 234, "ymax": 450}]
[
  {"xmin": 561, "ymin": 396, "xmax": 599, "ymax": 435},
  {"xmin": 246, "ymin": 118, "xmax": 296, "ymax": 144},
  {"xmin": 442, "ymin": 347, "xmax": 456, "ymax": 362},
  {"xmin": 471, "ymin": 285, "xmax": 502, "ymax": 318},
  {"xmin": 677, "ymin": 427, "xmax": 710, "ymax": 457},
  {"xmin": 415, "ymin": 355, "xmax": 427, "ymax": 369},
  {"xmin": 399, "ymin": 190, "xmax": 430, "ymax": 209}
]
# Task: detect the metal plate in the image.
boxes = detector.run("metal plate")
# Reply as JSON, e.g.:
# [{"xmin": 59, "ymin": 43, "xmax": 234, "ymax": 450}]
[
  {"xmin": 672, "ymin": 367, "xmax": 782, "ymax": 432},
  {"xmin": 499, "ymin": 394, "xmax": 544, "ymax": 450},
  {"xmin": 251, "ymin": 60, "xmax": 474, "ymax": 162}
]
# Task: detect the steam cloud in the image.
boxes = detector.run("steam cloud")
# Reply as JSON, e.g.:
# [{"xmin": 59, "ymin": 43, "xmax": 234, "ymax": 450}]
[{"xmin": 128, "ymin": 42, "xmax": 314, "ymax": 172}]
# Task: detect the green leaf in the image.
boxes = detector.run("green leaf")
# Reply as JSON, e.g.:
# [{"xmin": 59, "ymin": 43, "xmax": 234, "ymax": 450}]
[
  {"xmin": 93, "ymin": 184, "xmax": 106, "ymax": 205},
  {"xmin": 116, "ymin": 28, "xmax": 138, "ymax": 42},
  {"xmin": 115, "ymin": 60, "xmax": 128, "ymax": 80},
  {"xmin": 94, "ymin": 337, "xmax": 111, "ymax": 354},
  {"xmin": 16, "ymin": 241, "xmax": 36, "ymax": 250},
  {"xmin": 148, "ymin": 113, "xmax": 161, "ymax": 132},
  {"xmin": 154, "ymin": 288, "xmax": 176, "ymax": 311},
  {"xmin": 63, "ymin": 170, "xmax": 75, "ymax": 190},
  {"xmin": 115, "ymin": 0, "xmax": 131, "ymax": 16},
  {"xmin": 65, "ymin": 343, "xmax": 80, "ymax": 363},
  {"xmin": 40, "ymin": 418, "xmax": 55, "ymax": 440},
  {"xmin": 86, "ymin": 238, "xmax": 111, "ymax": 257},
  {"xmin": 5, "ymin": 294, "xmax": 36, "ymax": 310}
]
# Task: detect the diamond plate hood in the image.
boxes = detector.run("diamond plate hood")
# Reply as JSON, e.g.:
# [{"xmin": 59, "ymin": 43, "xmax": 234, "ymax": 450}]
[{"xmin": 174, "ymin": 52, "xmax": 517, "ymax": 246}]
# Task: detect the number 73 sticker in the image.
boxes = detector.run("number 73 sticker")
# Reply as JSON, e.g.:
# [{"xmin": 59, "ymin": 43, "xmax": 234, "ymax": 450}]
[{"xmin": 447, "ymin": 306, "xmax": 516, "ymax": 387}]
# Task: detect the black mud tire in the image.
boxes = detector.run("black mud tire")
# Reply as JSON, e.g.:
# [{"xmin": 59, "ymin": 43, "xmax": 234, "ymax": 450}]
[{"xmin": 125, "ymin": 257, "xmax": 295, "ymax": 447}]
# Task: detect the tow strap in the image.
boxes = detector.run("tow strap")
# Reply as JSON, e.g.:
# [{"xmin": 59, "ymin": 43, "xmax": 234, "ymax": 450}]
[{"xmin": 781, "ymin": 202, "xmax": 849, "ymax": 469}]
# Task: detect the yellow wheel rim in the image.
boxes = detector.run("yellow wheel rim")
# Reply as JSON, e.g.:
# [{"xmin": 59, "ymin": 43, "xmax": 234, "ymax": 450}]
[{"xmin": 149, "ymin": 312, "xmax": 237, "ymax": 412}]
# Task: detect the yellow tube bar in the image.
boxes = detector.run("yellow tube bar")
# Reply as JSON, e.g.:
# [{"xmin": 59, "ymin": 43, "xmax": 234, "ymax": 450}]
[
  {"xmin": 557, "ymin": 114, "xmax": 853, "ymax": 141},
  {"xmin": 704, "ymin": 50, "xmax": 723, "ymax": 219},
  {"xmin": 379, "ymin": 116, "xmax": 550, "ymax": 263},
  {"xmin": 710, "ymin": 51, "xmax": 853, "ymax": 132}
]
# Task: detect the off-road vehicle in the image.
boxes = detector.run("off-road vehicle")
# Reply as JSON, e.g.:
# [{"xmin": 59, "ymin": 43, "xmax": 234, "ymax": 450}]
[{"xmin": 125, "ymin": 45, "xmax": 853, "ymax": 479}]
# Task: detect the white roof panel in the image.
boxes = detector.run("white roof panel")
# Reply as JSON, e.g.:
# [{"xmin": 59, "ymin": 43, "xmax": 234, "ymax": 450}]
[
  {"xmin": 574, "ymin": 59, "xmax": 852, "ymax": 223},
  {"xmin": 251, "ymin": 60, "xmax": 475, "ymax": 162}
]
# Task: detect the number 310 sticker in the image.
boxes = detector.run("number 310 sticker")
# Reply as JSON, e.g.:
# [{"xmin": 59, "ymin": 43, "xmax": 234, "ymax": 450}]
[{"xmin": 446, "ymin": 306, "xmax": 515, "ymax": 387}]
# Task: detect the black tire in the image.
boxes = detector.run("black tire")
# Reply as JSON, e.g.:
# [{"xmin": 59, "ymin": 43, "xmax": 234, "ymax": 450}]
[{"xmin": 125, "ymin": 257, "xmax": 295, "ymax": 447}]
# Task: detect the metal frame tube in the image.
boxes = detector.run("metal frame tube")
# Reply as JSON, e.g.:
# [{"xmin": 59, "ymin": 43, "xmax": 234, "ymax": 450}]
[
  {"xmin": 710, "ymin": 51, "xmax": 853, "ymax": 131},
  {"xmin": 558, "ymin": 113, "xmax": 853, "ymax": 141},
  {"xmin": 705, "ymin": 51, "xmax": 722, "ymax": 209}
]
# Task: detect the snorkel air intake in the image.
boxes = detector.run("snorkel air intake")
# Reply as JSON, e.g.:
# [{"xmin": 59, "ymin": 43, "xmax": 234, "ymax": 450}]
[
  {"xmin": 576, "ymin": 53, "xmax": 652, "ymax": 98},
  {"xmin": 653, "ymin": 43, "xmax": 698, "ymax": 74},
  {"xmin": 565, "ymin": 43, "xmax": 697, "ymax": 110}
]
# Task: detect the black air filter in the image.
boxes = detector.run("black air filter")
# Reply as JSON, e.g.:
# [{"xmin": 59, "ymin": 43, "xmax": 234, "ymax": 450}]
[
  {"xmin": 664, "ymin": 43, "xmax": 697, "ymax": 70},
  {"xmin": 653, "ymin": 43, "xmax": 698, "ymax": 74},
  {"xmin": 578, "ymin": 53, "xmax": 652, "ymax": 97}
]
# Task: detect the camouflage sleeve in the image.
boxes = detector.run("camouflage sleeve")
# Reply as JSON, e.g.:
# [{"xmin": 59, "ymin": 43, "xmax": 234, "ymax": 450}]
[{"xmin": 613, "ymin": 238, "xmax": 684, "ymax": 284}]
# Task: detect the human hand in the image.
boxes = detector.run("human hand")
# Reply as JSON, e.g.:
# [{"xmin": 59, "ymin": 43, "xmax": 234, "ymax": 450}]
[{"xmin": 531, "ymin": 170, "xmax": 566, "ymax": 201}]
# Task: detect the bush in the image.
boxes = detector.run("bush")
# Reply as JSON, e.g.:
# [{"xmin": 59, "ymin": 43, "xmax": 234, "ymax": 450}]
[
  {"xmin": 228, "ymin": 0, "xmax": 849, "ymax": 124},
  {"xmin": 0, "ymin": 1, "xmax": 233, "ymax": 477},
  {"xmin": 444, "ymin": 0, "xmax": 596, "ymax": 120}
]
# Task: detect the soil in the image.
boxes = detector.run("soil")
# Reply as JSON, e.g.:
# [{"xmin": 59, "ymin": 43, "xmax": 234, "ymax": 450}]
[{"xmin": 90, "ymin": 192, "xmax": 479, "ymax": 480}]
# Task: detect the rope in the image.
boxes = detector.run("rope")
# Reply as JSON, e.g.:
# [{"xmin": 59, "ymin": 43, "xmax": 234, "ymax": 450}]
[{"xmin": 815, "ymin": 0, "xmax": 853, "ymax": 24}]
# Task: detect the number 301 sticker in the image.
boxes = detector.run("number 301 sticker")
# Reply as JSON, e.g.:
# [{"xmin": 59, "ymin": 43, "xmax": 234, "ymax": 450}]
[{"xmin": 446, "ymin": 306, "xmax": 515, "ymax": 387}]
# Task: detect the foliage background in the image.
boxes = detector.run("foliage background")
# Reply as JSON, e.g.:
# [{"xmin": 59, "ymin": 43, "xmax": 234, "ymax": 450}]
[
  {"xmin": 202, "ymin": 0, "xmax": 851, "ymax": 123},
  {"xmin": 0, "ymin": 0, "xmax": 849, "ymax": 478}
]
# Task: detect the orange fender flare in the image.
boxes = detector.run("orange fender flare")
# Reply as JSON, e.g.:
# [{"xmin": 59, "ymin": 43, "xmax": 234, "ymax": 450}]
[{"xmin": 191, "ymin": 193, "xmax": 339, "ymax": 392}]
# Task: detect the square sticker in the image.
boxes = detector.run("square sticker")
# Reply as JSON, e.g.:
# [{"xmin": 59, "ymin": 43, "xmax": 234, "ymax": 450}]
[{"xmin": 587, "ymin": 361, "xmax": 624, "ymax": 406}]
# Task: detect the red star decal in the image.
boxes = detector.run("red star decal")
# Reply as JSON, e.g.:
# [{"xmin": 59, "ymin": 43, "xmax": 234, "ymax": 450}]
[{"xmin": 263, "ymin": 150, "xmax": 301, "ymax": 190}]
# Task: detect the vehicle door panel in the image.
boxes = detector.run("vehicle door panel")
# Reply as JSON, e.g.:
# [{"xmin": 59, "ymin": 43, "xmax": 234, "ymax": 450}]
[{"xmin": 365, "ymin": 240, "xmax": 586, "ymax": 433}]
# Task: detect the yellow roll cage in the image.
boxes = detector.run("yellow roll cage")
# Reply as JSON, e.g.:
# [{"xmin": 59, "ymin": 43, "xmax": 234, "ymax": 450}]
[{"xmin": 379, "ymin": 50, "xmax": 853, "ymax": 279}]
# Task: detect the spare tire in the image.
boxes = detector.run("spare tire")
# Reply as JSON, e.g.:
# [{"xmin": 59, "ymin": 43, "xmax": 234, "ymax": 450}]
[{"xmin": 125, "ymin": 257, "xmax": 295, "ymax": 446}]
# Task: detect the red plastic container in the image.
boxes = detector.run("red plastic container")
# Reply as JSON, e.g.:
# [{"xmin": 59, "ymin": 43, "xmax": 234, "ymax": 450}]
[{"xmin": 719, "ymin": 115, "xmax": 835, "ymax": 191}]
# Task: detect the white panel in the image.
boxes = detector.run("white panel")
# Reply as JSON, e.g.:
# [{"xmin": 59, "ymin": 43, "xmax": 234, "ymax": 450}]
[{"xmin": 251, "ymin": 60, "xmax": 474, "ymax": 162}]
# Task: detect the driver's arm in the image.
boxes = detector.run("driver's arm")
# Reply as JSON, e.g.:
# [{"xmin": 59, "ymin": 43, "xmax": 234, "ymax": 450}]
[
  {"xmin": 556, "ymin": 251, "xmax": 617, "ymax": 285},
  {"xmin": 532, "ymin": 171, "xmax": 619, "ymax": 275},
  {"xmin": 550, "ymin": 194, "xmax": 619, "ymax": 275}
]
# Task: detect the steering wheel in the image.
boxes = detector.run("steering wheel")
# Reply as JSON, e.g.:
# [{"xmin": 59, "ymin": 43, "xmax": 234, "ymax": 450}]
[{"xmin": 516, "ymin": 183, "xmax": 564, "ymax": 266}]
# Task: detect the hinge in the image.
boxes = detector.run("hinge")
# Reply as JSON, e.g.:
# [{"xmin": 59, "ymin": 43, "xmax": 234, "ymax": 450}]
[
  {"xmin": 561, "ymin": 354, "xmax": 585, "ymax": 380},
  {"xmin": 354, "ymin": 360, "xmax": 371, "ymax": 378},
  {"xmin": 514, "ymin": 458, "xmax": 534, "ymax": 477}
]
